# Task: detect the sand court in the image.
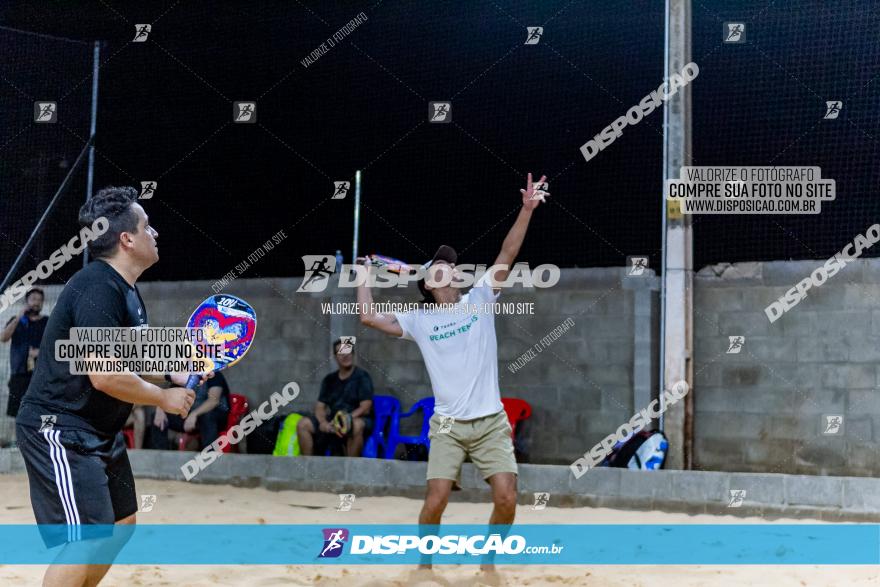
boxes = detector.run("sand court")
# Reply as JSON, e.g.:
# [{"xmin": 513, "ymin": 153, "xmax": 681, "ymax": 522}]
[{"xmin": 0, "ymin": 474, "xmax": 876, "ymax": 586}]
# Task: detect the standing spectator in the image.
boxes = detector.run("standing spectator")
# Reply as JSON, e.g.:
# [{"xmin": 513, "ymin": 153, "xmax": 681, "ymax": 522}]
[
  {"xmin": 150, "ymin": 371, "xmax": 230, "ymax": 450},
  {"xmin": 1, "ymin": 288, "xmax": 48, "ymax": 417},
  {"xmin": 297, "ymin": 338, "xmax": 374, "ymax": 456}
]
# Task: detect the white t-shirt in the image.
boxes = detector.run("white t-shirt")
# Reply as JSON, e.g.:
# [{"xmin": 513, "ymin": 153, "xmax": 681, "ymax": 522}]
[{"xmin": 393, "ymin": 279, "xmax": 503, "ymax": 420}]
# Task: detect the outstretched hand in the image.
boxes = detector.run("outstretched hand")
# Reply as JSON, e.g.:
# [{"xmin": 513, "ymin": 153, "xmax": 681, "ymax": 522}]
[{"xmin": 520, "ymin": 172, "xmax": 549, "ymax": 210}]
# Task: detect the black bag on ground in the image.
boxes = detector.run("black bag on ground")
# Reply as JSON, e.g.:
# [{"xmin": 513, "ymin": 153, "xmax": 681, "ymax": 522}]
[
  {"xmin": 245, "ymin": 413, "xmax": 286, "ymax": 454},
  {"xmin": 602, "ymin": 429, "xmax": 669, "ymax": 470}
]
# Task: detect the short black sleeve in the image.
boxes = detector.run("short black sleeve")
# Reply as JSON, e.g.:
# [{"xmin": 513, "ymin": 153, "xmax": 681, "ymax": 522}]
[
  {"xmin": 206, "ymin": 371, "xmax": 229, "ymax": 395},
  {"xmin": 72, "ymin": 283, "xmax": 127, "ymax": 328},
  {"xmin": 317, "ymin": 374, "xmax": 332, "ymax": 405},
  {"xmin": 356, "ymin": 370, "xmax": 374, "ymax": 402},
  {"xmin": 201, "ymin": 370, "xmax": 231, "ymax": 410}
]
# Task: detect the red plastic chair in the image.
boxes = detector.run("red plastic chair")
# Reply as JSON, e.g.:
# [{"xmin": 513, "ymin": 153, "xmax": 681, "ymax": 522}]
[
  {"xmin": 177, "ymin": 394, "xmax": 250, "ymax": 453},
  {"xmin": 122, "ymin": 427, "xmax": 135, "ymax": 449},
  {"xmin": 501, "ymin": 398, "xmax": 532, "ymax": 438}
]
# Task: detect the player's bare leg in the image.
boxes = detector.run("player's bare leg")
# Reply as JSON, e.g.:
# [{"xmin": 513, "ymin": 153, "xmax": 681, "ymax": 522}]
[
  {"xmin": 487, "ymin": 472, "xmax": 517, "ymax": 525},
  {"xmin": 417, "ymin": 478, "xmax": 454, "ymax": 569},
  {"xmin": 296, "ymin": 416, "xmax": 315, "ymax": 455},
  {"xmin": 345, "ymin": 417, "xmax": 366, "ymax": 456},
  {"xmin": 43, "ymin": 562, "xmax": 89, "ymax": 587},
  {"xmin": 480, "ymin": 472, "xmax": 517, "ymax": 574},
  {"xmin": 43, "ymin": 513, "xmax": 137, "ymax": 587},
  {"xmin": 419, "ymin": 478, "xmax": 453, "ymax": 525}
]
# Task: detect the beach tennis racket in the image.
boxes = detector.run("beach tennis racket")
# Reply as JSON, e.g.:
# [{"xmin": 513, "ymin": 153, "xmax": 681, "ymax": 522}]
[
  {"xmin": 368, "ymin": 253, "xmax": 415, "ymax": 274},
  {"xmin": 183, "ymin": 294, "xmax": 257, "ymax": 389},
  {"xmin": 332, "ymin": 410, "xmax": 352, "ymax": 436}
]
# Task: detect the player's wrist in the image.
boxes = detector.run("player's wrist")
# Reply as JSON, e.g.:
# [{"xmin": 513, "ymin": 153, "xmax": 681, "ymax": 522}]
[{"xmin": 152, "ymin": 383, "xmax": 172, "ymax": 408}]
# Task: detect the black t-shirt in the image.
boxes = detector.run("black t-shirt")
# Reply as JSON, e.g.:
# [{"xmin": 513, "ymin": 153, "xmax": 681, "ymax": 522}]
[
  {"xmin": 318, "ymin": 367, "xmax": 374, "ymax": 416},
  {"xmin": 195, "ymin": 370, "xmax": 230, "ymax": 413},
  {"xmin": 17, "ymin": 260, "xmax": 148, "ymax": 437},
  {"xmin": 6, "ymin": 314, "xmax": 48, "ymax": 375}
]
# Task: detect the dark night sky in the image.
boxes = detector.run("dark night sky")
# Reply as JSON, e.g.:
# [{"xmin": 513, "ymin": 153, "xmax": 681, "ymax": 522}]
[{"xmin": 1, "ymin": 1, "xmax": 877, "ymax": 286}]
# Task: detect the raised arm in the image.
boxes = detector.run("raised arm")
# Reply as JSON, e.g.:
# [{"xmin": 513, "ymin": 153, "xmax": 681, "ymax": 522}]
[
  {"xmin": 0, "ymin": 309, "xmax": 25, "ymax": 342},
  {"xmin": 356, "ymin": 258, "xmax": 403, "ymax": 337},
  {"xmin": 490, "ymin": 172, "xmax": 548, "ymax": 289}
]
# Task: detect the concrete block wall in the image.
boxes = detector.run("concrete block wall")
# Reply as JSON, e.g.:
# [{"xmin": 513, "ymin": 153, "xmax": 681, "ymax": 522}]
[
  {"xmin": 6, "ymin": 258, "xmax": 876, "ymax": 477},
  {"xmin": 153, "ymin": 269, "xmax": 642, "ymax": 466},
  {"xmin": 6, "ymin": 449, "xmax": 879, "ymax": 521},
  {"xmin": 693, "ymin": 259, "xmax": 880, "ymax": 477}
]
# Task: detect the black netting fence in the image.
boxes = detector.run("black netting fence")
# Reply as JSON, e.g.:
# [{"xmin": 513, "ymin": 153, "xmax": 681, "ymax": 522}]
[
  {"xmin": 3, "ymin": 1, "xmax": 667, "ymax": 282},
  {"xmin": 0, "ymin": 26, "xmax": 94, "ymax": 442},
  {"xmin": 2, "ymin": 2, "xmax": 876, "ymax": 280},
  {"xmin": 691, "ymin": 2, "xmax": 880, "ymax": 266}
]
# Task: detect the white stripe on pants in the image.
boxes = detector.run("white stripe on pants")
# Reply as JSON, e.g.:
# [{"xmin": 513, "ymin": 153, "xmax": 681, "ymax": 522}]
[{"xmin": 43, "ymin": 430, "xmax": 81, "ymax": 541}]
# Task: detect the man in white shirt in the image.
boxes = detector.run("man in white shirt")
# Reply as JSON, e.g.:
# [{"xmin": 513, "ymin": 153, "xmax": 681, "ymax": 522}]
[{"xmin": 357, "ymin": 173, "xmax": 547, "ymax": 539}]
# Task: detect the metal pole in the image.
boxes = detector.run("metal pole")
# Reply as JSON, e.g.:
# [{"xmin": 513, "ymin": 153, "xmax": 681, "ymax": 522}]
[
  {"xmin": 83, "ymin": 40, "xmax": 101, "ymax": 266},
  {"xmin": 352, "ymin": 170, "xmax": 361, "ymax": 263},
  {"xmin": 0, "ymin": 142, "xmax": 92, "ymax": 296},
  {"xmin": 659, "ymin": 0, "xmax": 671, "ymax": 432},
  {"xmin": 661, "ymin": 0, "xmax": 694, "ymax": 469}
]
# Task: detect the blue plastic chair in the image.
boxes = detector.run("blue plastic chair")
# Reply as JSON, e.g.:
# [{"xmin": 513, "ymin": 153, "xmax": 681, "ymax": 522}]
[
  {"xmin": 363, "ymin": 396, "xmax": 434, "ymax": 459},
  {"xmin": 362, "ymin": 395, "xmax": 400, "ymax": 458},
  {"xmin": 388, "ymin": 397, "xmax": 435, "ymax": 460}
]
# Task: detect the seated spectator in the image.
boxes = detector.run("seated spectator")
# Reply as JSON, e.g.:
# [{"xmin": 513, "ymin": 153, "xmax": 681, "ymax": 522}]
[
  {"xmin": 150, "ymin": 372, "xmax": 230, "ymax": 450},
  {"xmin": 297, "ymin": 338, "xmax": 373, "ymax": 456}
]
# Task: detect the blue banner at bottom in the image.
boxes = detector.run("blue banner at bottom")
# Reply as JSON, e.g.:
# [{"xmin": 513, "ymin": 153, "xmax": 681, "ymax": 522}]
[{"xmin": 1, "ymin": 524, "xmax": 878, "ymax": 565}]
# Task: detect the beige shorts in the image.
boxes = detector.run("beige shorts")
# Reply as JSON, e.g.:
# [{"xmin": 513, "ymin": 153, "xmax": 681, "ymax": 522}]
[{"xmin": 426, "ymin": 409, "xmax": 518, "ymax": 482}]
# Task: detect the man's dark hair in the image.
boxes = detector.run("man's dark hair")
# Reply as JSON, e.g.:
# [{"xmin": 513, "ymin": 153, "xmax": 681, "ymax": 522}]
[
  {"xmin": 25, "ymin": 288, "xmax": 44, "ymax": 300},
  {"xmin": 78, "ymin": 186, "xmax": 140, "ymax": 259}
]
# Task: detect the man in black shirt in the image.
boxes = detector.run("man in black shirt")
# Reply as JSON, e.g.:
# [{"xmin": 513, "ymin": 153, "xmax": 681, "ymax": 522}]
[
  {"xmin": 15, "ymin": 186, "xmax": 196, "ymax": 586},
  {"xmin": 1, "ymin": 288, "xmax": 48, "ymax": 417},
  {"xmin": 297, "ymin": 338, "xmax": 373, "ymax": 456},
  {"xmin": 150, "ymin": 371, "xmax": 231, "ymax": 449}
]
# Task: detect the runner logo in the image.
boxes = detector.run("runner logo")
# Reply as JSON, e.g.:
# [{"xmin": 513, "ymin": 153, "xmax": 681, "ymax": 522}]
[
  {"xmin": 628, "ymin": 256, "xmax": 648, "ymax": 276},
  {"xmin": 438, "ymin": 416, "xmax": 455, "ymax": 434},
  {"xmin": 38, "ymin": 415, "xmax": 57, "ymax": 433},
  {"xmin": 726, "ymin": 336, "xmax": 745, "ymax": 354},
  {"xmin": 336, "ymin": 494, "xmax": 355, "ymax": 512},
  {"xmin": 824, "ymin": 101, "xmax": 842, "ymax": 119},
  {"xmin": 728, "ymin": 489, "xmax": 746, "ymax": 508},
  {"xmin": 530, "ymin": 181, "xmax": 549, "ymax": 202},
  {"xmin": 429, "ymin": 101, "xmax": 451, "ymax": 123},
  {"xmin": 34, "ymin": 102, "xmax": 57, "ymax": 123},
  {"xmin": 532, "ymin": 492, "xmax": 549, "ymax": 510},
  {"xmin": 133, "ymin": 24, "xmax": 151, "ymax": 42},
  {"xmin": 234, "ymin": 102, "xmax": 257, "ymax": 123},
  {"xmin": 319, "ymin": 528, "xmax": 349, "ymax": 558},
  {"xmin": 337, "ymin": 336, "xmax": 356, "ymax": 355},
  {"xmin": 332, "ymin": 181, "xmax": 350, "ymax": 199},
  {"xmin": 822, "ymin": 414, "xmax": 843, "ymax": 435},
  {"xmin": 139, "ymin": 181, "xmax": 157, "ymax": 200},
  {"xmin": 723, "ymin": 22, "xmax": 745, "ymax": 43},
  {"xmin": 297, "ymin": 255, "xmax": 337, "ymax": 292},
  {"xmin": 140, "ymin": 494, "xmax": 157, "ymax": 512},
  {"xmin": 524, "ymin": 27, "xmax": 543, "ymax": 45}
]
